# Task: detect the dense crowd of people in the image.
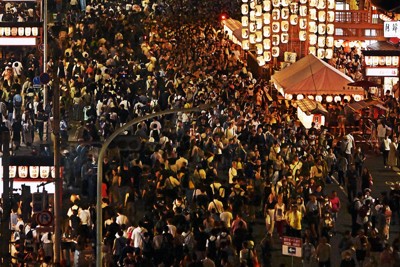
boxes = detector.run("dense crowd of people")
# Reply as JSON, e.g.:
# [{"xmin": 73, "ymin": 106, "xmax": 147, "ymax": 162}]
[{"xmin": 0, "ymin": 0, "xmax": 400, "ymax": 266}]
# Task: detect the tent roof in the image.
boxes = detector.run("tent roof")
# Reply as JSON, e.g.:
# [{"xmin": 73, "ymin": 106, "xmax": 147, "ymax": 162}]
[
  {"xmin": 345, "ymin": 98, "xmax": 388, "ymax": 112},
  {"xmin": 296, "ymin": 99, "xmax": 328, "ymax": 115},
  {"xmin": 271, "ymin": 54, "xmax": 364, "ymax": 95}
]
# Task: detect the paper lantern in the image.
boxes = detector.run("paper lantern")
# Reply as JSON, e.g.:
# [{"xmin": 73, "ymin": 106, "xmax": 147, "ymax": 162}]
[
  {"xmin": 325, "ymin": 49, "xmax": 333, "ymax": 59},
  {"xmin": 241, "ymin": 4, "xmax": 249, "ymax": 15},
  {"xmin": 318, "ymin": 11, "xmax": 326, "ymax": 22},
  {"xmin": 18, "ymin": 166, "xmax": 28, "ymax": 178},
  {"xmin": 272, "ymin": 0, "xmax": 280, "ymax": 7},
  {"xmin": 272, "ymin": 9, "xmax": 280, "ymax": 20},
  {"xmin": 325, "ymin": 96, "xmax": 333, "ymax": 102},
  {"xmin": 344, "ymin": 95, "xmax": 351, "ymax": 102},
  {"xmin": 9, "ymin": 166, "xmax": 16, "ymax": 178},
  {"xmin": 11, "ymin": 27, "xmax": 17, "ymax": 36},
  {"xmin": 299, "ymin": 31, "xmax": 307, "ymax": 41},
  {"xmin": 318, "ymin": 0, "xmax": 326, "ymax": 9},
  {"xmin": 40, "ymin": 166, "xmax": 50, "ymax": 178},
  {"xmin": 299, "ymin": 0, "xmax": 307, "ymax": 3},
  {"xmin": 272, "ymin": 34, "xmax": 280, "ymax": 45},
  {"xmin": 255, "ymin": 5, "xmax": 262, "ymax": 16},
  {"xmin": 308, "ymin": 95, "xmax": 315, "ymax": 100},
  {"xmin": 328, "ymin": 0, "xmax": 335, "ymax": 9},
  {"xmin": 282, "ymin": 8, "xmax": 289, "ymax": 19},
  {"xmin": 309, "ymin": 8, "xmax": 317, "ymax": 20},
  {"xmin": 263, "ymin": 26, "xmax": 271, "ymax": 37},
  {"xmin": 242, "ymin": 40, "xmax": 250, "ymax": 50},
  {"xmin": 242, "ymin": 29, "xmax": 249, "ymax": 39},
  {"xmin": 299, "ymin": 18, "xmax": 307, "ymax": 29},
  {"xmin": 285, "ymin": 94, "xmax": 293, "ymax": 100},
  {"xmin": 281, "ymin": 0, "xmax": 289, "ymax": 7},
  {"xmin": 372, "ymin": 56, "xmax": 379, "ymax": 66},
  {"xmin": 250, "ymin": 10, "xmax": 256, "ymax": 21},
  {"xmin": 393, "ymin": 56, "xmax": 399, "ymax": 66},
  {"xmin": 309, "ymin": 46, "xmax": 316, "ymax": 55},
  {"xmin": 256, "ymin": 31, "xmax": 263, "ymax": 42},
  {"xmin": 242, "ymin": 0, "xmax": 248, "ymax": 2},
  {"xmin": 309, "ymin": 21, "xmax": 317, "ymax": 33},
  {"xmin": 299, "ymin": 5, "xmax": 307, "ymax": 16},
  {"xmin": 290, "ymin": 15, "xmax": 298, "ymax": 25},
  {"xmin": 257, "ymin": 56, "xmax": 266, "ymax": 66},
  {"xmin": 309, "ymin": 34, "xmax": 317, "ymax": 45},
  {"xmin": 263, "ymin": 0, "xmax": 271, "ymax": 11},
  {"xmin": 334, "ymin": 96, "xmax": 341, "ymax": 103},
  {"xmin": 250, "ymin": 1, "xmax": 256, "ymax": 9},
  {"xmin": 326, "ymin": 37, "xmax": 334, "ymax": 47},
  {"xmin": 0, "ymin": 28, "xmax": 4, "ymax": 36},
  {"xmin": 379, "ymin": 56, "xmax": 386, "ymax": 66},
  {"xmin": 264, "ymin": 51, "xmax": 272, "ymax": 62},
  {"xmin": 25, "ymin": 27, "xmax": 31, "ymax": 36},
  {"xmin": 315, "ymin": 95, "xmax": 323, "ymax": 102},
  {"xmin": 32, "ymin": 27, "xmax": 38, "ymax": 36},
  {"xmin": 4, "ymin": 27, "xmax": 11, "ymax": 36},
  {"xmin": 326, "ymin": 24, "xmax": 335, "ymax": 35},
  {"xmin": 256, "ymin": 44, "xmax": 263, "ymax": 55},
  {"xmin": 263, "ymin": 13, "xmax": 271, "ymax": 24},
  {"xmin": 18, "ymin": 27, "xmax": 24, "ymax": 36},
  {"xmin": 249, "ymin": 22, "xmax": 256, "ymax": 33},
  {"xmin": 281, "ymin": 21, "xmax": 289, "ymax": 32},
  {"xmin": 386, "ymin": 56, "xmax": 392, "ymax": 66},
  {"xmin": 256, "ymin": 18, "xmax": 263, "ymax": 29},
  {"xmin": 365, "ymin": 56, "xmax": 372, "ymax": 66},
  {"xmin": 309, "ymin": 0, "xmax": 317, "ymax": 7},
  {"xmin": 318, "ymin": 36, "xmax": 326, "ymax": 47},
  {"xmin": 249, "ymin": 34, "xmax": 256, "ymax": 44},
  {"xmin": 318, "ymin": 24, "xmax": 326, "ymax": 35},
  {"xmin": 297, "ymin": 94, "xmax": 304, "ymax": 100},
  {"xmin": 327, "ymin": 11, "xmax": 335, "ymax": 22},
  {"xmin": 281, "ymin": 33, "xmax": 289, "ymax": 43},
  {"xmin": 289, "ymin": 2, "xmax": 299, "ymax": 13},
  {"xmin": 317, "ymin": 48, "xmax": 325, "ymax": 59},
  {"xmin": 353, "ymin": 95, "xmax": 362, "ymax": 102},
  {"xmin": 51, "ymin": 167, "xmax": 56, "ymax": 178},
  {"xmin": 263, "ymin": 38, "xmax": 271, "ymax": 49},
  {"xmin": 242, "ymin": 16, "xmax": 249, "ymax": 27},
  {"xmin": 30, "ymin": 166, "xmax": 39, "ymax": 178},
  {"xmin": 272, "ymin": 47, "xmax": 280, "ymax": 57}
]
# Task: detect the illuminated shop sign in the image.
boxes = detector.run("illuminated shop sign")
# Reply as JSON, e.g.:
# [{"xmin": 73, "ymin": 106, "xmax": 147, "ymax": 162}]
[
  {"xmin": 366, "ymin": 67, "xmax": 399, "ymax": 77},
  {"xmin": 384, "ymin": 21, "xmax": 400, "ymax": 38}
]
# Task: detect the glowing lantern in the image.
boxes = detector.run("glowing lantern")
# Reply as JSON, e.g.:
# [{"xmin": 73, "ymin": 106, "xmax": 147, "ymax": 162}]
[
  {"xmin": 281, "ymin": 21, "xmax": 289, "ymax": 32},
  {"xmin": 30, "ymin": 166, "xmax": 39, "ymax": 178},
  {"xmin": 272, "ymin": 9, "xmax": 280, "ymax": 20},
  {"xmin": 264, "ymin": 51, "xmax": 272, "ymax": 62},
  {"xmin": 263, "ymin": 13, "xmax": 271, "ymax": 24},
  {"xmin": 272, "ymin": 0, "xmax": 281, "ymax": 7},
  {"xmin": 281, "ymin": 8, "xmax": 289, "ymax": 19},
  {"xmin": 263, "ymin": 26, "xmax": 271, "ymax": 37},
  {"xmin": 241, "ymin": 4, "xmax": 249, "ymax": 15},
  {"xmin": 18, "ymin": 27, "xmax": 24, "ymax": 36},
  {"xmin": 309, "ymin": 46, "xmax": 316, "ymax": 55},
  {"xmin": 309, "ymin": 34, "xmax": 317, "ymax": 45},
  {"xmin": 263, "ymin": 38, "xmax": 271, "ymax": 49},
  {"xmin": 318, "ymin": 24, "xmax": 326, "ymax": 35},
  {"xmin": 327, "ymin": 24, "xmax": 334, "ymax": 35},
  {"xmin": 344, "ymin": 95, "xmax": 351, "ymax": 102},
  {"xmin": 309, "ymin": 21, "xmax": 317, "ymax": 33},
  {"xmin": 327, "ymin": 11, "xmax": 335, "ymax": 22},
  {"xmin": 318, "ymin": 36, "xmax": 325, "ymax": 47},
  {"xmin": 326, "ymin": 95, "xmax": 333, "ymax": 102},
  {"xmin": 40, "ymin": 166, "xmax": 50, "ymax": 178},
  {"xmin": 242, "ymin": 40, "xmax": 250, "ymax": 50},
  {"xmin": 272, "ymin": 34, "xmax": 280, "ymax": 45},
  {"xmin": 317, "ymin": 48, "xmax": 325, "ymax": 59},
  {"xmin": 309, "ymin": 8, "xmax": 317, "ymax": 20},
  {"xmin": 299, "ymin": 31, "xmax": 307, "ymax": 41},
  {"xmin": 263, "ymin": 0, "xmax": 271, "ymax": 11},
  {"xmin": 281, "ymin": 33, "xmax": 289, "ymax": 43},
  {"xmin": 308, "ymin": 95, "xmax": 315, "ymax": 100},
  {"xmin": 256, "ymin": 31, "xmax": 263, "ymax": 42},
  {"xmin": 242, "ymin": 16, "xmax": 249, "ymax": 27},
  {"xmin": 392, "ymin": 56, "xmax": 399, "ymax": 66},
  {"xmin": 334, "ymin": 96, "xmax": 342, "ymax": 103},
  {"xmin": 249, "ymin": 34, "xmax": 256, "ymax": 44},
  {"xmin": 386, "ymin": 56, "xmax": 392, "ymax": 66},
  {"xmin": 326, "ymin": 37, "xmax": 334, "ymax": 48},
  {"xmin": 325, "ymin": 49, "xmax": 333, "ymax": 59},
  {"xmin": 255, "ymin": 5, "xmax": 262, "ymax": 16},
  {"xmin": 285, "ymin": 94, "xmax": 293, "ymax": 100},
  {"xmin": 32, "ymin": 27, "xmax": 38, "ymax": 36},
  {"xmin": 257, "ymin": 56, "xmax": 265, "ymax": 66},
  {"xmin": 242, "ymin": 29, "xmax": 249, "ymax": 39},
  {"xmin": 272, "ymin": 47, "xmax": 280, "ymax": 57},
  {"xmin": 353, "ymin": 95, "xmax": 362, "ymax": 101},
  {"xmin": 290, "ymin": 15, "xmax": 298, "ymax": 25},
  {"xmin": 297, "ymin": 94, "xmax": 304, "ymax": 100},
  {"xmin": 18, "ymin": 166, "xmax": 28, "ymax": 178}
]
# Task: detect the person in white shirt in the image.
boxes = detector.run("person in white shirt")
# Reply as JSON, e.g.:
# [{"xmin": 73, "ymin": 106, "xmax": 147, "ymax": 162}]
[
  {"xmin": 382, "ymin": 135, "xmax": 392, "ymax": 168},
  {"xmin": 220, "ymin": 206, "xmax": 233, "ymax": 229},
  {"xmin": 131, "ymin": 223, "xmax": 147, "ymax": 251},
  {"xmin": 116, "ymin": 210, "xmax": 129, "ymax": 226}
]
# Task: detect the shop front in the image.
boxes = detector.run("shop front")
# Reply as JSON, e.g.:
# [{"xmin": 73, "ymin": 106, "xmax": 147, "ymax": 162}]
[{"xmin": 362, "ymin": 41, "xmax": 400, "ymax": 97}]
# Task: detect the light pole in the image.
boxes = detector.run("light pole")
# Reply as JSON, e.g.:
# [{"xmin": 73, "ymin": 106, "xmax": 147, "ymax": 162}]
[{"xmin": 96, "ymin": 105, "xmax": 211, "ymax": 266}]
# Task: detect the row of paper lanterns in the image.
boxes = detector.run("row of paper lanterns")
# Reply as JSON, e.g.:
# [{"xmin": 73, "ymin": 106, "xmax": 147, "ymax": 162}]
[
  {"xmin": 0, "ymin": 27, "xmax": 39, "ymax": 37},
  {"xmin": 285, "ymin": 94, "xmax": 363, "ymax": 102},
  {"xmin": 0, "ymin": 166, "xmax": 56, "ymax": 179}
]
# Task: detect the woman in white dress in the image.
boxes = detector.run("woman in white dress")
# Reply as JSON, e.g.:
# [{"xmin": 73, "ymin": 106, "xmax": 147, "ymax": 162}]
[{"xmin": 387, "ymin": 136, "xmax": 398, "ymax": 168}]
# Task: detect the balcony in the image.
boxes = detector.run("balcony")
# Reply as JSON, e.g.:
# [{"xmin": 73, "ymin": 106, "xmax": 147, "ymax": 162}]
[{"xmin": 334, "ymin": 10, "xmax": 386, "ymax": 41}]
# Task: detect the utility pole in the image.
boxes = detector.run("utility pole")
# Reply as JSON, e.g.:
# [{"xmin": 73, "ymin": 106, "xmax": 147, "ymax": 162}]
[
  {"xmin": 52, "ymin": 78, "xmax": 61, "ymax": 265},
  {"xmin": 0, "ymin": 126, "xmax": 11, "ymax": 266}
]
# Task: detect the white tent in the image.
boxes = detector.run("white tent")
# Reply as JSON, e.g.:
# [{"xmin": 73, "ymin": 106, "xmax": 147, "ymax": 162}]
[{"xmin": 271, "ymin": 54, "xmax": 364, "ymax": 96}]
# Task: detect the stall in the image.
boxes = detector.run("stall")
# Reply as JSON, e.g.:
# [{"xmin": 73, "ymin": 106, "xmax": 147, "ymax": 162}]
[
  {"xmin": 271, "ymin": 54, "xmax": 365, "ymax": 101},
  {"xmin": 295, "ymin": 99, "xmax": 328, "ymax": 129}
]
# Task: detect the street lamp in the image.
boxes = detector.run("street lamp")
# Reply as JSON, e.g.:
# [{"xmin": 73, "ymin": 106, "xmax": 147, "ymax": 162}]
[{"xmin": 96, "ymin": 104, "xmax": 212, "ymax": 266}]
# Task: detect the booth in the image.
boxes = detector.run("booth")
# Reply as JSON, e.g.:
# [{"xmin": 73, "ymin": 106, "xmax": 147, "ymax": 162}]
[
  {"xmin": 222, "ymin": 18, "xmax": 243, "ymax": 46},
  {"xmin": 271, "ymin": 54, "xmax": 365, "ymax": 101},
  {"xmin": 295, "ymin": 99, "xmax": 328, "ymax": 129}
]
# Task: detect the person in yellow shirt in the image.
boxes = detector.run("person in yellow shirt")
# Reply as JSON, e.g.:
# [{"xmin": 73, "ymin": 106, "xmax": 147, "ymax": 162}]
[{"xmin": 286, "ymin": 204, "xmax": 302, "ymax": 237}]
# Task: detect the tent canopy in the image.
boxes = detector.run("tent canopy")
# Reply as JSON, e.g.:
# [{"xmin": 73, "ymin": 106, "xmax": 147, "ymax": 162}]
[
  {"xmin": 296, "ymin": 99, "xmax": 328, "ymax": 115},
  {"xmin": 271, "ymin": 54, "xmax": 364, "ymax": 95},
  {"xmin": 345, "ymin": 98, "xmax": 388, "ymax": 112}
]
